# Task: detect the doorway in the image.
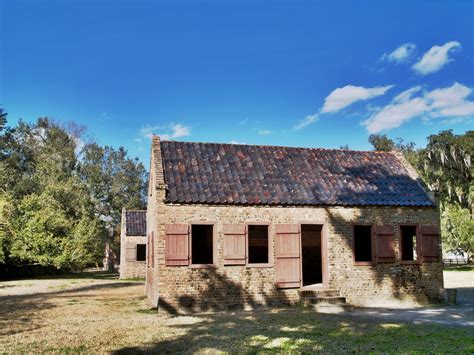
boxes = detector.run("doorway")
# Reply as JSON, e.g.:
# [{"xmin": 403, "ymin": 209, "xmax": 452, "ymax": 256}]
[{"xmin": 301, "ymin": 224, "xmax": 323, "ymax": 286}]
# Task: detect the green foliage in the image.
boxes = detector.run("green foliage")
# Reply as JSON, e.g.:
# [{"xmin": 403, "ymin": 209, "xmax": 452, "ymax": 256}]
[
  {"xmin": 0, "ymin": 115, "xmax": 146, "ymax": 270},
  {"xmin": 418, "ymin": 130, "xmax": 472, "ymax": 208},
  {"xmin": 0, "ymin": 109, "xmax": 6, "ymax": 132},
  {"xmin": 441, "ymin": 203, "xmax": 474, "ymax": 262},
  {"xmin": 79, "ymin": 143, "xmax": 147, "ymax": 230},
  {"xmin": 368, "ymin": 134, "xmax": 394, "ymax": 151}
]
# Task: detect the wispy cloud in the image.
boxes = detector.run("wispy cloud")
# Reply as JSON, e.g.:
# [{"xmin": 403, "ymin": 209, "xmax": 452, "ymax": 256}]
[
  {"xmin": 229, "ymin": 140, "xmax": 247, "ymax": 144},
  {"xmin": 258, "ymin": 129, "xmax": 271, "ymax": 135},
  {"xmin": 295, "ymin": 84, "xmax": 393, "ymax": 130},
  {"xmin": 294, "ymin": 113, "xmax": 319, "ymax": 130},
  {"xmin": 321, "ymin": 85, "xmax": 394, "ymax": 113},
  {"xmin": 363, "ymin": 82, "xmax": 474, "ymax": 133},
  {"xmin": 380, "ymin": 43, "xmax": 416, "ymax": 63},
  {"xmin": 139, "ymin": 123, "xmax": 191, "ymax": 140},
  {"xmin": 412, "ymin": 41, "xmax": 461, "ymax": 75}
]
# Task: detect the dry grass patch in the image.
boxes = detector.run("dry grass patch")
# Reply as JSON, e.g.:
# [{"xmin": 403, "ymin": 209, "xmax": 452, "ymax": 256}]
[{"xmin": 0, "ymin": 273, "xmax": 473, "ymax": 353}]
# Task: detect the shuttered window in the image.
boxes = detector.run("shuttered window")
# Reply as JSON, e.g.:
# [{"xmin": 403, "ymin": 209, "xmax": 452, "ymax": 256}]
[
  {"xmin": 275, "ymin": 224, "xmax": 301, "ymax": 288},
  {"xmin": 136, "ymin": 244, "xmax": 146, "ymax": 261},
  {"xmin": 125, "ymin": 244, "xmax": 136, "ymax": 261},
  {"xmin": 375, "ymin": 225, "xmax": 395, "ymax": 263},
  {"xmin": 248, "ymin": 225, "xmax": 269, "ymax": 264},
  {"xmin": 400, "ymin": 225, "xmax": 419, "ymax": 262},
  {"xmin": 420, "ymin": 225, "xmax": 440, "ymax": 262},
  {"xmin": 191, "ymin": 225, "xmax": 214, "ymax": 265},
  {"xmin": 353, "ymin": 225, "xmax": 374, "ymax": 264},
  {"xmin": 223, "ymin": 224, "xmax": 246, "ymax": 265},
  {"xmin": 165, "ymin": 224, "xmax": 190, "ymax": 266}
]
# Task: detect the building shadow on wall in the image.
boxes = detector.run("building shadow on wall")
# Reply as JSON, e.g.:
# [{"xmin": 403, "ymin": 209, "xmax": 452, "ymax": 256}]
[
  {"xmin": 158, "ymin": 267, "xmax": 292, "ymax": 315},
  {"xmin": 322, "ymin": 163, "xmax": 443, "ymax": 305}
]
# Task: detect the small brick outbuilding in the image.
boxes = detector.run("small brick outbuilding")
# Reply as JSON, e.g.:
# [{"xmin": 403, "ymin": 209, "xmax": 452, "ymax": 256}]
[
  {"xmin": 119, "ymin": 208, "xmax": 147, "ymax": 279},
  {"xmin": 145, "ymin": 136, "xmax": 444, "ymax": 312}
]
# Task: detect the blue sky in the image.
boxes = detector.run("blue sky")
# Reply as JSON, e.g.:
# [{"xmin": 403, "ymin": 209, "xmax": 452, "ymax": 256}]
[{"xmin": 2, "ymin": 0, "xmax": 473, "ymax": 166}]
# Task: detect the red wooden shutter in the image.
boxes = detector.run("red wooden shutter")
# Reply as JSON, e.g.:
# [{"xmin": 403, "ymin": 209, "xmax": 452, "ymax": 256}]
[
  {"xmin": 165, "ymin": 224, "xmax": 189, "ymax": 266},
  {"xmin": 420, "ymin": 225, "xmax": 440, "ymax": 262},
  {"xmin": 151, "ymin": 231, "xmax": 155, "ymax": 268},
  {"xmin": 375, "ymin": 225, "xmax": 395, "ymax": 263},
  {"xmin": 223, "ymin": 224, "xmax": 246, "ymax": 265},
  {"xmin": 275, "ymin": 224, "xmax": 301, "ymax": 289},
  {"xmin": 125, "ymin": 244, "xmax": 136, "ymax": 261},
  {"xmin": 147, "ymin": 234, "xmax": 150, "ymax": 267}
]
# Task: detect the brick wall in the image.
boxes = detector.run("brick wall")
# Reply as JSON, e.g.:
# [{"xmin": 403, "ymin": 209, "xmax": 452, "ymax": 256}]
[
  {"xmin": 145, "ymin": 137, "xmax": 443, "ymax": 312},
  {"xmin": 146, "ymin": 203, "xmax": 443, "ymax": 312},
  {"xmin": 119, "ymin": 235, "xmax": 147, "ymax": 279},
  {"xmin": 119, "ymin": 208, "xmax": 147, "ymax": 279}
]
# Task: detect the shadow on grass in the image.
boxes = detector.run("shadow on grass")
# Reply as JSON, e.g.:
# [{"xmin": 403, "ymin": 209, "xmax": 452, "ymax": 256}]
[
  {"xmin": 112, "ymin": 307, "xmax": 473, "ymax": 353},
  {"xmin": 33, "ymin": 270, "xmax": 120, "ymax": 280},
  {"xmin": 0, "ymin": 280, "xmax": 139, "ymax": 337}
]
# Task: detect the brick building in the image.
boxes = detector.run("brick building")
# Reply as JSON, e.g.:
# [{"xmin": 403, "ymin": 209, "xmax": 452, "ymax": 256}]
[
  {"xmin": 145, "ymin": 136, "xmax": 443, "ymax": 313},
  {"xmin": 119, "ymin": 208, "xmax": 147, "ymax": 279}
]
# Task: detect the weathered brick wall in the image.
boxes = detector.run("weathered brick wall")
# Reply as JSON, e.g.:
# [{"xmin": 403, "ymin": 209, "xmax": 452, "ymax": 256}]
[
  {"xmin": 145, "ymin": 135, "xmax": 164, "ymax": 306},
  {"xmin": 146, "ymin": 202, "xmax": 443, "ymax": 312},
  {"xmin": 119, "ymin": 235, "xmax": 147, "ymax": 279},
  {"xmin": 145, "ymin": 137, "xmax": 443, "ymax": 312}
]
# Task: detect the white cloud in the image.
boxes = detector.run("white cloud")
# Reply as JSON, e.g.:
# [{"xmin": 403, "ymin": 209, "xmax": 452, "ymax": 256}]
[
  {"xmin": 294, "ymin": 113, "xmax": 319, "ymax": 130},
  {"xmin": 295, "ymin": 84, "xmax": 393, "ymax": 130},
  {"xmin": 139, "ymin": 123, "xmax": 191, "ymax": 140},
  {"xmin": 412, "ymin": 41, "xmax": 461, "ymax": 75},
  {"xmin": 258, "ymin": 129, "xmax": 271, "ymax": 135},
  {"xmin": 381, "ymin": 43, "xmax": 416, "ymax": 63},
  {"xmin": 140, "ymin": 125, "xmax": 163, "ymax": 139},
  {"xmin": 321, "ymin": 85, "xmax": 394, "ymax": 113},
  {"xmin": 393, "ymin": 85, "xmax": 422, "ymax": 103},
  {"xmin": 363, "ymin": 82, "xmax": 474, "ymax": 133},
  {"xmin": 363, "ymin": 96, "xmax": 429, "ymax": 133},
  {"xmin": 425, "ymin": 82, "xmax": 473, "ymax": 113},
  {"xmin": 229, "ymin": 140, "xmax": 247, "ymax": 144}
]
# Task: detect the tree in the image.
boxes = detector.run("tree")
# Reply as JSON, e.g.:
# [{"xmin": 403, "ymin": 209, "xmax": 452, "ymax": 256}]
[
  {"xmin": 0, "ymin": 109, "xmax": 6, "ymax": 132},
  {"xmin": 0, "ymin": 116, "xmax": 147, "ymax": 270},
  {"xmin": 79, "ymin": 143, "xmax": 148, "ymax": 230},
  {"xmin": 441, "ymin": 204, "xmax": 474, "ymax": 263},
  {"xmin": 368, "ymin": 134, "xmax": 395, "ymax": 151},
  {"xmin": 418, "ymin": 130, "xmax": 472, "ymax": 209}
]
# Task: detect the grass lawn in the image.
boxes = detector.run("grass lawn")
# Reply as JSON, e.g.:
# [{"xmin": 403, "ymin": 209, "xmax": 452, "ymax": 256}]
[{"xmin": 0, "ymin": 271, "xmax": 473, "ymax": 353}]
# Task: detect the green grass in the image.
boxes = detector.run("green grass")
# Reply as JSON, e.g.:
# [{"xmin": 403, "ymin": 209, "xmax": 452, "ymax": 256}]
[
  {"xmin": 1, "ymin": 275, "xmax": 473, "ymax": 353},
  {"xmin": 119, "ymin": 277, "xmax": 145, "ymax": 282}
]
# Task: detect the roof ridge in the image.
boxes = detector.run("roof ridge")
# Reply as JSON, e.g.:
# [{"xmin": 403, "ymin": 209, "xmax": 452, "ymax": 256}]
[{"xmin": 160, "ymin": 139, "xmax": 394, "ymax": 155}]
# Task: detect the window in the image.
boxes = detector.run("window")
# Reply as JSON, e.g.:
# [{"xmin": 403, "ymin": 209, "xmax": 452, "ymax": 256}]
[
  {"xmin": 248, "ymin": 225, "xmax": 269, "ymax": 264},
  {"xmin": 400, "ymin": 225, "xmax": 418, "ymax": 262},
  {"xmin": 353, "ymin": 225, "xmax": 373, "ymax": 263},
  {"xmin": 136, "ymin": 244, "xmax": 146, "ymax": 261},
  {"xmin": 191, "ymin": 225, "xmax": 213, "ymax": 264}
]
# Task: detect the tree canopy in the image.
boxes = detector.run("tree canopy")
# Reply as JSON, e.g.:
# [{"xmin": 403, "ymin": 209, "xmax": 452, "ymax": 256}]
[
  {"xmin": 0, "ymin": 114, "xmax": 147, "ymax": 269},
  {"xmin": 369, "ymin": 130, "xmax": 473, "ymax": 262}
]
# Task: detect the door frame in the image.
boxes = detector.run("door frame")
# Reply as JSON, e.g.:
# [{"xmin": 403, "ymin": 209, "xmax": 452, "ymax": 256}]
[{"xmin": 299, "ymin": 222, "xmax": 329, "ymax": 288}]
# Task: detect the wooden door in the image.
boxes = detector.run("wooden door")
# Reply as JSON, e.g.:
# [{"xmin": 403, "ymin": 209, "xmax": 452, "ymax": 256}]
[{"xmin": 275, "ymin": 224, "xmax": 301, "ymax": 288}]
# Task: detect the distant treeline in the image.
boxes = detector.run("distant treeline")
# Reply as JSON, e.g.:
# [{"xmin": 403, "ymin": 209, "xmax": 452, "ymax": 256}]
[
  {"xmin": 0, "ymin": 109, "xmax": 472, "ymax": 275},
  {"xmin": 0, "ymin": 109, "xmax": 147, "ymax": 273}
]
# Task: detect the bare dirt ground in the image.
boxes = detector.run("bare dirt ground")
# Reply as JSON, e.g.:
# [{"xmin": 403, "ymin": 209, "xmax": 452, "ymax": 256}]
[
  {"xmin": 0, "ymin": 271, "xmax": 472, "ymax": 353},
  {"xmin": 346, "ymin": 269, "xmax": 474, "ymax": 328}
]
